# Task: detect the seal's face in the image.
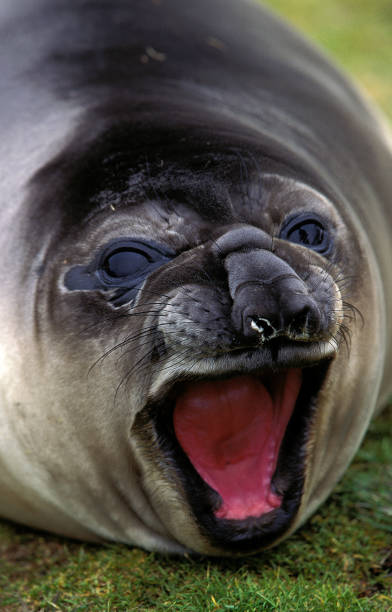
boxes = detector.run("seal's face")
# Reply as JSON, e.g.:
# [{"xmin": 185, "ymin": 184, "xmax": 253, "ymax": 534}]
[
  {"xmin": 127, "ymin": 176, "xmax": 344, "ymax": 555},
  {"xmin": 30, "ymin": 124, "xmax": 379, "ymax": 555}
]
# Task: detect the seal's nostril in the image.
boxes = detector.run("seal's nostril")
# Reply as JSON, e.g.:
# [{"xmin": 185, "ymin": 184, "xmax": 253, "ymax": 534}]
[
  {"xmin": 288, "ymin": 301, "xmax": 321, "ymax": 336},
  {"xmin": 249, "ymin": 316, "xmax": 277, "ymax": 340},
  {"xmin": 290, "ymin": 305, "xmax": 310, "ymax": 331}
]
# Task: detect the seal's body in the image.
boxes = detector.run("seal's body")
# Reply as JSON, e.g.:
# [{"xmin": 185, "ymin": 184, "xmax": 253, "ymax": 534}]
[{"xmin": 0, "ymin": 0, "xmax": 391, "ymax": 555}]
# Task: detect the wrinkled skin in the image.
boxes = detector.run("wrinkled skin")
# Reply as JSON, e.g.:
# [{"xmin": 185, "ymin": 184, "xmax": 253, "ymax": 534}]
[{"xmin": 0, "ymin": 0, "xmax": 391, "ymax": 555}]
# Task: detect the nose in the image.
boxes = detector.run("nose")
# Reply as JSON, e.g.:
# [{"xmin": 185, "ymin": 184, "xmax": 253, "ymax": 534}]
[{"xmin": 214, "ymin": 226, "xmax": 321, "ymax": 341}]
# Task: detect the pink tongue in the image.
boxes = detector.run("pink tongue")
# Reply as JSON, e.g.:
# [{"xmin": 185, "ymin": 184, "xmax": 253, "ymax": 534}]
[{"xmin": 173, "ymin": 370, "xmax": 302, "ymax": 520}]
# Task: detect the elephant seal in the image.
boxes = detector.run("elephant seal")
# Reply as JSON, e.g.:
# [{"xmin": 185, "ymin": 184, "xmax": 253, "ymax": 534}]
[{"xmin": 0, "ymin": 0, "xmax": 391, "ymax": 555}]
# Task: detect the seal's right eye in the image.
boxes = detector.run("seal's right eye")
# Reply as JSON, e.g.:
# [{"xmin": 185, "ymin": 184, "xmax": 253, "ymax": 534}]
[
  {"xmin": 64, "ymin": 238, "xmax": 175, "ymax": 306},
  {"xmin": 103, "ymin": 247, "xmax": 152, "ymax": 280},
  {"xmin": 97, "ymin": 239, "xmax": 175, "ymax": 288}
]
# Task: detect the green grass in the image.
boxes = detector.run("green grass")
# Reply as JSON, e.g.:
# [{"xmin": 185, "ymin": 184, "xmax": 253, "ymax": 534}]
[
  {"xmin": 1, "ymin": 1, "xmax": 392, "ymax": 609},
  {"xmin": 262, "ymin": 0, "xmax": 392, "ymax": 121},
  {"xmin": 1, "ymin": 407, "xmax": 390, "ymax": 611}
]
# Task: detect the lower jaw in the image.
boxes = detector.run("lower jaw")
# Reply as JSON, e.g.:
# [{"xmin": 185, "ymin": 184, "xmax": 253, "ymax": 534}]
[{"xmin": 145, "ymin": 361, "xmax": 329, "ymax": 553}]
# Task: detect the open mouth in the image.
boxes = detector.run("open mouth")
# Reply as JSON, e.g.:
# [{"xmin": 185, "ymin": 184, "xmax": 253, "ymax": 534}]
[
  {"xmin": 150, "ymin": 359, "xmax": 330, "ymax": 553},
  {"xmin": 173, "ymin": 369, "xmax": 302, "ymax": 520}
]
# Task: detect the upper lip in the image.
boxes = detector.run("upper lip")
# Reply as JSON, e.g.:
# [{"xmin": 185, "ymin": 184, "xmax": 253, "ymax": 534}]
[{"xmin": 148, "ymin": 338, "xmax": 336, "ymax": 403}]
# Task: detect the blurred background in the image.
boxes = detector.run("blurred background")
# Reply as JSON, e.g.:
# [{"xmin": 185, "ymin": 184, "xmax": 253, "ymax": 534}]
[{"xmin": 262, "ymin": 0, "xmax": 392, "ymax": 122}]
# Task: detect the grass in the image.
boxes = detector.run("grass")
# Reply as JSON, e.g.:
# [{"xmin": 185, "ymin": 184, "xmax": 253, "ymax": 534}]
[
  {"xmin": 1, "ymin": 1, "xmax": 392, "ymax": 609},
  {"xmin": 262, "ymin": 0, "xmax": 392, "ymax": 121}
]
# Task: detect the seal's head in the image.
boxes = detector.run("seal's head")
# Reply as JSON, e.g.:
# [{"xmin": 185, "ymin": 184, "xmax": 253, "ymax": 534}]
[
  {"xmin": 1, "ymin": 0, "xmax": 390, "ymax": 555},
  {"xmin": 25, "ymin": 116, "xmax": 381, "ymax": 555}
]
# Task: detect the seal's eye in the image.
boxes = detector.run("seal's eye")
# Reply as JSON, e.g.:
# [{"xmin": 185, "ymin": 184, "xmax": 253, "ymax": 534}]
[
  {"xmin": 103, "ymin": 248, "xmax": 152, "ymax": 279},
  {"xmin": 98, "ymin": 239, "xmax": 174, "ymax": 286},
  {"xmin": 279, "ymin": 213, "xmax": 332, "ymax": 255},
  {"xmin": 64, "ymin": 238, "xmax": 175, "ymax": 307}
]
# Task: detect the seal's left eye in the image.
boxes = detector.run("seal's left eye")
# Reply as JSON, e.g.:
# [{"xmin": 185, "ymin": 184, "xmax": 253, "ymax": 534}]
[
  {"xmin": 103, "ymin": 248, "xmax": 152, "ymax": 279},
  {"xmin": 279, "ymin": 213, "xmax": 332, "ymax": 255}
]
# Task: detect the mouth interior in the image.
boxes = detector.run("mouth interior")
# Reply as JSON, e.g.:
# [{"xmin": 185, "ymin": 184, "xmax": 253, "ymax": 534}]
[{"xmin": 173, "ymin": 369, "xmax": 302, "ymax": 520}]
